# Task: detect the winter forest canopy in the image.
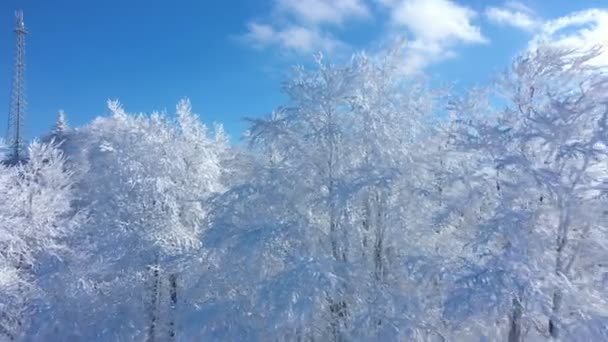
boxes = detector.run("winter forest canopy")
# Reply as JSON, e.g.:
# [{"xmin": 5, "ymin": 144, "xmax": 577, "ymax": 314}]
[{"xmin": 1, "ymin": 44, "xmax": 608, "ymax": 341}]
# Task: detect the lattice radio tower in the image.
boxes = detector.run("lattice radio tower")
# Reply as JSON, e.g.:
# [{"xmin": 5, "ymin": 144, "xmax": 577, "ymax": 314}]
[{"xmin": 5, "ymin": 10, "xmax": 27, "ymax": 165}]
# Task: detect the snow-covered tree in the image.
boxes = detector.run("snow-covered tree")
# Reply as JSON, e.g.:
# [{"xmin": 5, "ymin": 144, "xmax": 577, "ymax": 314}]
[
  {"xmin": 31, "ymin": 99, "xmax": 228, "ymax": 341},
  {"xmin": 1, "ymin": 42, "xmax": 606, "ymax": 341},
  {"xmin": 51, "ymin": 110, "xmax": 69, "ymax": 138},
  {"xmin": 0, "ymin": 141, "xmax": 80, "ymax": 340},
  {"xmin": 198, "ymin": 47, "xmax": 446, "ymax": 341},
  {"xmin": 443, "ymin": 46, "xmax": 608, "ymax": 340}
]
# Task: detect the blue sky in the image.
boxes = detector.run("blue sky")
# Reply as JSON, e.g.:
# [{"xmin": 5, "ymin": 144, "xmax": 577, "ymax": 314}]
[{"xmin": 0, "ymin": 0, "xmax": 606, "ymax": 142}]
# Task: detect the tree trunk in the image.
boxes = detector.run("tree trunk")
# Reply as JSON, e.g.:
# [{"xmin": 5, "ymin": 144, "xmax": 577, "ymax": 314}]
[
  {"xmin": 549, "ymin": 290, "xmax": 562, "ymax": 339},
  {"xmin": 373, "ymin": 190, "xmax": 385, "ymax": 281},
  {"xmin": 549, "ymin": 210, "xmax": 569, "ymax": 340},
  {"xmin": 167, "ymin": 274, "xmax": 178, "ymax": 341},
  {"xmin": 147, "ymin": 257, "xmax": 161, "ymax": 342},
  {"xmin": 329, "ymin": 299, "xmax": 347, "ymax": 342},
  {"xmin": 508, "ymin": 297, "xmax": 523, "ymax": 342}
]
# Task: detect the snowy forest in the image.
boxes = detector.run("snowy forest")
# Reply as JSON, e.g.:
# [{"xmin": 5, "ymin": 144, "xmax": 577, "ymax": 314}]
[{"xmin": 1, "ymin": 44, "xmax": 607, "ymax": 341}]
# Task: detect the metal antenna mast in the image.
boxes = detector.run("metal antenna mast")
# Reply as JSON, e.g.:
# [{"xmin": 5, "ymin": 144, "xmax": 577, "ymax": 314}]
[{"xmin": 6, "ymin": 10, "xmax": 28, "ymax": 164}]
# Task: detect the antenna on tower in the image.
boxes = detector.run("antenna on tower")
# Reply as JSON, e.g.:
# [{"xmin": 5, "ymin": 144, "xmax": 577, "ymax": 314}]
[{"xmin": 5, "ymin": 10, "xmax": 28, "ymax": 165}]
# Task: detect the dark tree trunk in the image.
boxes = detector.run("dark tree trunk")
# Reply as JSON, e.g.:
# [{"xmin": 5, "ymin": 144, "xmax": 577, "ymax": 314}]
[
  {"xmin": 147, "ymin": 258, "xmax": 161, "ymax": 342},
  {"xmin": 508, "ymin": 297, "xmax": 523, "ymax": 342},
  {"xmin": 167, "ymin": 274, "xmax": 178, "ymax": 341},
  {"xmin": 329, "ymin": 299, "xmax": 347, "ymax": 342},
  {"xmin": 549, "ymin": 290, "xmax": 562, "ymax": 339}
]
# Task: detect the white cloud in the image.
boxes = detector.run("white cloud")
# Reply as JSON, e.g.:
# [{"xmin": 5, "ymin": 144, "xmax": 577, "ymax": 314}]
[
  {"xmin": 241, "ymin": 0, "xmax": 608, "ymax": 72},
  {"xmin": 531, "ymin": 9, "xmax": 608, "ymax": 66},
  {"xmin": 243, "ymin": 0, "xmax": 488, "ymax": 66},
  {"xmin": 501, "ymin": 1, "xmax": 533, "ymax": 14},
  {"xmin": 276, "ymin": 0, "xmax": 370, "ymax": 25},
  {"xmin": 378, "ymin": 0, "xmax": 487, "ymax": 73},
  {"xmin": 243, "ymin": 22, "xmax": 343, "ymax": 53},
  {"xmin": 483, "ymin": 4, "xmax": 608, "ymax": 66},
  {"xmin": 241, "ymin": 0, "xmax": 369, "ymax": 53},
  {"xmin": 485, "ymin": 1, "xmax": 540, "ymax": 31},
  {"xmin": 389, "ymin": 0, "xmax": 486, "ymax": 44},
  {"xmin": 244, "ymin": 23, "xmax": 276, "ymax": 46}
]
